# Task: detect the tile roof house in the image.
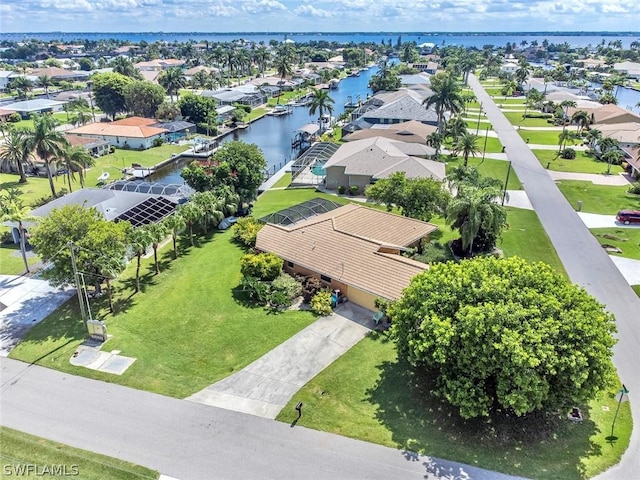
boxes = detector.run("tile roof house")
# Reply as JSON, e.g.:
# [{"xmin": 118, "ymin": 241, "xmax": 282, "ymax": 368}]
[
  {"xmin": 134, "ymin": 59, "xmax": 186, "ymax": 71},
  {"xmin": 256, "ymin": 202, "xmax": 436, "ymax": 310},
  {"xmin": 592, "ymin": 122, "xmax": 640, "ymax": 178},
  {"xmin": 2, "ymin": 99, "xmax": 67, "ymax": 118},
  {"xmin": 343, "ymin": 120, "xmax": 437, "ymax": 144},
  {"xmin": 64, "ymin": 134, "xmax": 110, "ymax": 157},
  {"xmin": 67, "ymin": 117, "xmax": 169, "ymax": 150},
  {"xmin": 201, "ymin": 87, "xmax": 266, "ymax": 107},
  {"xmin": 28, "ymin": 67, "xmax": 90, "ymax": 82},
  {"xmin": 567, "ymin": 104, "xmax": 640, "ymax": 126},
  {"xmin": 323, "ymin": 136, "xmax": 443, "ymax": 193}
]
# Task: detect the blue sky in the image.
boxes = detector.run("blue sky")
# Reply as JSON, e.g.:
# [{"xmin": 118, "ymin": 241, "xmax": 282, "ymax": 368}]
[{"xmin": 1, "ymin": 0, "xmax": 638, "ymax": 33}]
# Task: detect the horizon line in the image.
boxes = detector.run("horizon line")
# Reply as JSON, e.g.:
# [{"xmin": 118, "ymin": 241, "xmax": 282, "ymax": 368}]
[{"xmin": 2, "ymin": 30, "xmax": 640, "ymax": 35}]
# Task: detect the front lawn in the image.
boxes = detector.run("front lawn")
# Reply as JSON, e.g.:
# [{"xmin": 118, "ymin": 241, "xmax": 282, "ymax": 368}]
[
  {"xmin": 9, "ymin": 227, "xmax": 316, "ymax": 398},
  {"xmin": 533, "ymin": 150, "xmax": 624, "ymax": 175},
  {"xmin": 518, "ymin": 129, "xmax": 572, "ymax": 145},
  {"xmin": 278, "ymin": 334, "xmax": 631, "ymax": 480},
  {"xmin": 503, "ymin": 111, "xmax": 554, "ymax": 127},
  {"xmin": 590, "ymin": 227, "xmax": 640, "ymax": 260},
  {"xmin": 0, "ymin": 242, "xmax": 40, "ymax": 275},
  {"xmin": 556, "ymin": 181, "xmax": 640, "ymax": 214},
  {"xmin": 445, "ymin": 156, "xmax": 522, "ymax": 190},
  {"xmin": 0, "ymin": 427, "xmax": 158, "ymax": 480}
]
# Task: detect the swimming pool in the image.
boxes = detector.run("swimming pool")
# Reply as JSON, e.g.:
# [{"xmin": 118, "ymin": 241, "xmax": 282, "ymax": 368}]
[{"xmin": 311, "ymin": 162, "xmax": 326, "ymax": 176}]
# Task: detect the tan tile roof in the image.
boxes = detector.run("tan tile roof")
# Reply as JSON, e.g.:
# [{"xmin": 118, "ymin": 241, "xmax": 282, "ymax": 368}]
[
  {"xmin": 256, "ymin": 204, "xmax": 436, "ymax": 300},
  {"xmin": 568, "ymin": 104, "xmax": 640, "ymax": 125},
  {"xmin": 345, "ymin": 120, "xmax": 437, "ymax": 144},
  {"xmin": 68, "ymin": 118, "xmax": 167, "ymax": 138},
  {"xmin": 591, "ymin": 122, "xmax": 640, "ymax": 144}
]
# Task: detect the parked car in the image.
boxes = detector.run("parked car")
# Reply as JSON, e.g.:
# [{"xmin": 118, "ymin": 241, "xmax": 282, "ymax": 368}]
[{"xmin": 616, "ymin": 210, "xmax": 640, "ymax": 225}]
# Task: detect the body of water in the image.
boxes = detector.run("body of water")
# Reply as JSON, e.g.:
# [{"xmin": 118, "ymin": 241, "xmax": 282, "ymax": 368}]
[
  {"xmin": 2, "ymin": 32, "xmax": 639, "ymax": 49},
  {"xmin": 149, "ymin": 66, "xmax": 378, "ymax": 184}
]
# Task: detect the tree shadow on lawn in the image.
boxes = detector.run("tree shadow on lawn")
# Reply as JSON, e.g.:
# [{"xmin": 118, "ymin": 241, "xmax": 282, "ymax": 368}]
[{"xmin": 365, "ymin": 359, "xmax": 601, "ymax": 480}]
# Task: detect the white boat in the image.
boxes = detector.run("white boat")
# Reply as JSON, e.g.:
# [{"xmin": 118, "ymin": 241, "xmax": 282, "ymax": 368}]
[
  {"xmin": 268, "ymin": 104, "xmax": 292, "ymax": 116},
  {"xmin": 131, "ymin": 167, "xmax": 154, "ymax": 179},
  {"xmin": 97, "ymin": 172, "xmax": 110, "ymax": 184}
]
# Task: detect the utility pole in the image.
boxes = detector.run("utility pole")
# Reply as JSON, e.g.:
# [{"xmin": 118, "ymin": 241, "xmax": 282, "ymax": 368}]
[
  {"xmin": 481, "ymin": 125, "xmax": 489, "ymax": 163},
  {"xmin": 476, "ymin": 102, "xmax": 482, "ymax": 135},
  {"xmin": 68, "ymin": 242, "xmax": 87, "ymax": 326},
  {"xmin": 501, "ymin": 161, "xmax": 512, "ymax": 206}
]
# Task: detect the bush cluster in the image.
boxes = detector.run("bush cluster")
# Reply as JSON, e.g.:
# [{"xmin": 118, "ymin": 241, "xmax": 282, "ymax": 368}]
[{"xmin": 232, "ymin": 217, "xmax": 263, "ymax": 248}]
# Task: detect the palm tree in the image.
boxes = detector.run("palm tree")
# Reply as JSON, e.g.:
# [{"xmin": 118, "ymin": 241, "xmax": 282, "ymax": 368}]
[
  {"xmin": 558, "ymin": 129, "xmax": 579, "ymax": 154},
  {"xmin": 0, "ymin": 122, "xmax": 12, "ymax": 140},
  {"xmin": 159, "ymin": 67, "xmax": 186, "ymax": 102},
  {"xmin": 426, "ymin": 132, "xmax": 445, "ymax": 158},
  {"xmin": 191, "ymin": 191, "xmax": 225, "ymax": 234},
  {"xmin": 9, "ymin": 77, "xmax": 34, "ymax": 99},
  {"xmin": 446, "ymin": 185, "xmax": 507, "ymax": 256},
  {"xmin": 58, "ymin": 145, "xmax": 95, "ymax": 192},
  {"xmin": 0, "ymin": 191, "xmax": 35, "ymax": 273},
  {"xmin": 454, "ymin": 131, "xmax": 481, "ymax": 167},
  {"xmin": 0, "ymin": 129, "xmax": 31, "ymax": 182},
  {"xmin": 162, "ymin": 213, "xmax": 185, "ymax": 259},
  {"xmin": 145, "ymin": 222, "xmax": 168, "ymax": 275},
  {"xmin": 111, "ymin": 56, "xmax": 142, "ymax": 79},
  {"xmin": 602, "ymin": 149, "xmax": 623, "ymax": 175},
  {"xmin": 273, "ymin": 54, "xmax": 293, "ymax": 104},
  {"xmin": 37, "ymin": 75, "xmax": 54, "ymax": 98},
  {"xmin": 571, "ymin": 110, "xmax": 591, "ymax": 133},
  {"xmin": 585, "ymin": 129, "xmax": 602, "ymax": 150},
  {"xmin": 423, "ymin": 72, "xmax": 464, "ymax": 134},
  {"xmin": 128, "ymin": 226, "xmax": 152, "ymax": 293},
  {"xmin": 22, "ymin": 114, "xmax": 69, "ymax": 198},
  {"xmin": 445, "ymin": 116, "xmax": 468, "ymax": 143},
  {"xmin": 178, "ymin": 201, "xmax": 203, "ymax": 246},
  {"xmin": 308, "ymin": 90, "xmax": 335, "ymax": 133}
]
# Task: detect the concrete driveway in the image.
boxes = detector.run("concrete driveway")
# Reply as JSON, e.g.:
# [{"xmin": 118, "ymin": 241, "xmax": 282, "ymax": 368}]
[
  {"xmin": 0, "ymin": 275, "xmax": 74, "ymax": 356},
  {"xmin": 578, "ymin": 212, "xmax": 640, "ymax": 229},
  {"xmin": 188, "ymin": 303, "xmax": 372, "ymax": 418}
]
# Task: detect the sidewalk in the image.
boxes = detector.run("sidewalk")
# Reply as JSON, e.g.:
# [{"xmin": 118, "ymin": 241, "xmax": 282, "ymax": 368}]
[{"xmin": 187, "ymin": 302, "xmax": 373, "ymax": 418}]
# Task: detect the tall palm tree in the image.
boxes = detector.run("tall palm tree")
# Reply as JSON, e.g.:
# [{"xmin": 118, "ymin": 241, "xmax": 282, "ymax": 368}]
[
  {"xmin": 128, "ymin": 226, "xmax": 152, "ymax": 293},
  {"xmin": 159, "ymin": 67, "xmax": 186, "ymax": 102},
  {"xmin": 557, "ymin": 129, "xmax": 579, "ymax": 154},
  {"xmin": 426, "ymin": 132, "xmax": 445, "ymax": 159},
  {"xmin": 58, "ymin": 145, "xmax": 95, "ymax": 192},
  {"xmin": 37, "ymin": 75, "xmax": 54, "ymax": 98},
  {"xmin": 0, "ymin": 191, "xmax": 35, "ymax": 273},
  {"xmin": 9, "ymin": 77, "xmax": 34, "ymax": 99},
  {"xmin": 454, "ymin": 131, "xmax": 481, "ymax": 167},
  {"xmin": 162, "ymin": 213, "xmax": 185, "ymax": 259},
  {"xmin": 308, "ymin": 90, "xmax": 335, "ymax": 133},
  {"xmin": 571, "ymin": 110, "xmax": 591, "ymax": 133},
  {"xmin": 445, "ymin": 116, "xmax": 468, "ymax": 143},
  {"xmin": 178, "ymin": 201, "xmax": 203, "ymax": 246},
  {"xmin": 111, "ymin": 56, "xmax": 142, "ymax": 79},
  {"xmin": 23, "ymin": 114, "xmax": 69, "ymax": 198},
  {"xmin": 273, "ymin": 54, "xmax": 293, "ymax": 104},
  {"xmin": 585, "ymin": 129, "xmax": 602, "ymax": 150},
  {"xmin": 446, "ymin": 185, "xmax": 507, "ymax": 256},
  {"xmin": 192, "ymin": 191, "xmax": 225, "ymax": 234},
  {"xmin": 0, "ymin": 129, "xmax": 31, "ymax": 182},
  {"xmin": 253, "ymin": 46, "xmax": 270, "ymax": 78},
  {"xmin": 602, "ymin": 149, "xmax": 623, "ymax": 175},
  {"xmin": 145, "ymin": 222, "xmax": 168, "ymax": 275},
  {"xmin": 423, "ymin": 72, "xmax": 464, "ymax": 134}
]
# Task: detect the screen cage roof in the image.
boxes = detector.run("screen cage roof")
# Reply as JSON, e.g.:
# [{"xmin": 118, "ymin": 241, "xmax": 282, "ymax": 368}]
[
  {"xmin": 259, "ymin": 197, "xmax": 342, "ymax": 226},
  {"xmin": 105, "ymin": 180, "xmax": 194, "ymax": 200}
]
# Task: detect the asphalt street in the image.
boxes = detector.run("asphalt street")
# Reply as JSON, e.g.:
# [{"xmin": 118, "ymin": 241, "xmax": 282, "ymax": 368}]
[
  {"xmin": 468, "ymin": 74, "xmax": 640, "ymax": 479},
  {"xmin": 0, "ymin": 357, "xmax": 526, "ymax": 480}
]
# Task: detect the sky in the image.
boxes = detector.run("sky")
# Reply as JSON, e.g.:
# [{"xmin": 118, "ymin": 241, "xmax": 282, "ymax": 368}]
[{"xmin": 1, "ymin": 0, "xmax": 639, "ymax": 34}]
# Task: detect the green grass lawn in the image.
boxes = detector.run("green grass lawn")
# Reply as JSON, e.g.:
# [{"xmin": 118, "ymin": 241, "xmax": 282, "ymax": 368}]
[
  {"xmin": 503, "ymin": 111, "xmax": 554, "ymax": 127},
  {"xmin": 8, "ymin": 228, "xmax": 317, "ymax": 398},
  {"xmin": 0, "ymin": 242, "xmax": 40, "ymax": 275},
  {"xmin": 590, "ymin": 227, "xmax": 640, "ymax": 260},
  {"xmin": 517, "ymin": 129, "xmax": 569, "ymax": 145},
  {"xmin": 556, "ymin": 181, "xmax": 640, "ymax": 214},
  {"xmin": 0, "ymin": 427, "xmax": 158, "ymax": 480},
  {"xmin": 278, "ymin": 334, "xmax": 631, "ymax": 480},
  {"xmin": 445, "ymin": 156, "xmax": 522, "ymax": 190},
  {"xmin": 271, "ymin": 172, "xmax": 292, "ymax": 188},
  {"xmin": 533, "ymin": 150, "xmax": 624, "ymax": 175},
  {"xmin": 245, "ymin": 107, "xmax": 267, "ymax": 123},
  {"xmin": 632, "ymin": 285, "xmax": 640, "ymax": 297}
]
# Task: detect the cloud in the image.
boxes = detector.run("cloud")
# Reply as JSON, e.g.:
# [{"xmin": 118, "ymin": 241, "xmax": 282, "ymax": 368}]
[
  {"xmin": 241, "ymin": 0, "xmax": 286, "ymax": 14},
  {"xmin": 294, "ymin": 4, "xmax": 333, "ymax": 17}
]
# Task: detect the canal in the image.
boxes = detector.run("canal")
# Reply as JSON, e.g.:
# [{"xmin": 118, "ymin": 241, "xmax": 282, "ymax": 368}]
[{"xmin": 150, "ymin": 66, "xmax": 379, "ymax": 184}]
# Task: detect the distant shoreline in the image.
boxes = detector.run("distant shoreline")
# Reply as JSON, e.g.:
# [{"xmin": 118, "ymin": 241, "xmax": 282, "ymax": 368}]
[{"xmin": 4, "ymin": 31, "xmax": 640, "ymax": 36}]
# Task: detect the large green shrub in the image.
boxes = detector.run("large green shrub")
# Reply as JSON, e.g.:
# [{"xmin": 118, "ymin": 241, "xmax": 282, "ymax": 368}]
[
  {"xmin": 240, "ymin": 252, "xmax": 283, "ymax": 281},
  {"xmin": 628, "ymin": 182, "xmax": 640, "ymax": 195},
  {"xmin": 232, "ymin": 217, "xmax": 263, "ymax": 248},
  {"xmin": 271, "ymin": 273, "xmax": 302, "ymax": 302},
  {"xmin": 310, "ymin": 290, "xmax": 333, "ymax": 316},
  {"xmin": 560, "ymin": 148, "xmax": 576, "ymax": 159}
]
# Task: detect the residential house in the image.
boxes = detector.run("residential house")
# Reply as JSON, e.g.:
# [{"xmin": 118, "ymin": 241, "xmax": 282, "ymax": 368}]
[
  {"xmin": 613, "ymin": 61, "xmax": 640, "ymax": 81},
  {"xmin": 0, "ymin": 70, "xmax": 18, "ymax": 91},
  {"xmin": 201, "ymin": 87, "xmax": 266, "ymax": 107},
  {"xmin": 2, "ymin": 99, "xmax": 67, "ymax": 118},
  {"xmin": 410, "ymin": 61, "xmax": 438, "ymax": 74},
  {"xmin": 67, "ymin": 117, "xmax": 168, "ymax": 150},
  {"xmin": 399, "ymin": 72, "xmax": 431, "ymax": 87},
  {"xmin": 0, "ymin": 108, "xmax": 17, "ymax": 122},
  {"xmin": 567, "ymin": 104, "xmax": 640, "ymax": 126},
  {"xmin": 592, "ymin": 122, "xmax": 640, "ymax": 178},
  {"xmin": 351, "ymin": 89, "xmax": 439, "ymax": 128},
  {"xmin": 342, "ymin": 120, "xmax": 437, "ymax": 144},
  {"xmin": 27, "ymin": 67, "xmax": 90, "ymax": 82},
  {"xmin": 134, "ymin": 59, "xmax": 186, "ymax": 71},
  {"xmin": 65, "ymin": 134, "xmax": 110, "ymax": 157},
  {"xmin": 323, "ymin": 136, "xmax": 443, "ymax": 193},
  {"xmin": 256, "ymin": 200, "xmax": 437, "ymax": 310},
  {"xmin": 500, "ymin": 62, "xmax": 519, "ymax": 74}
]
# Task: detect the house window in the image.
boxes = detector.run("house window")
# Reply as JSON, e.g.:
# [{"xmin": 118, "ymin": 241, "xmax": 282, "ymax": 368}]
[
  {"xmin": 287, "ymin": 261, "xmax": 294, "ymax": 268},
  {"xmin": 320, "ymin": 274, "xmax": 331, "ymax": 283}
]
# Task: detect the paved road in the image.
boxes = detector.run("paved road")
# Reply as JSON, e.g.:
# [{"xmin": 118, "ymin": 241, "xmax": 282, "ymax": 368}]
[
  {"xmin": 469, "ymin": 74, "xmax": 640, "ymax": 480},
  {"xmin": 0, "ymin": 357, "xmax": 526, "ymax": 480}
]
